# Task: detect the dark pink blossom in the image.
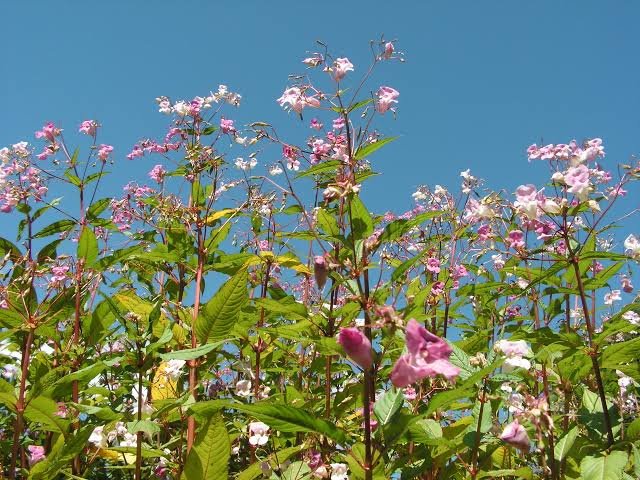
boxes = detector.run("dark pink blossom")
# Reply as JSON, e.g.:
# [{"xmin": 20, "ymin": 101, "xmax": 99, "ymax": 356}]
[
  {"xmin": 390, "ymin": 319, "xmax": 460, "ymax": 387},
  {"xmin": 337, "ymin": 327, "xmax": 373, "ymax": 369}
]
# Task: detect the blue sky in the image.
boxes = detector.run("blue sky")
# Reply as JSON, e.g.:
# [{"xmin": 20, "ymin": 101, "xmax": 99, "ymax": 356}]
[{"xmin": 1, "ymin": 1, "xmax": 639, "ymax": 228}]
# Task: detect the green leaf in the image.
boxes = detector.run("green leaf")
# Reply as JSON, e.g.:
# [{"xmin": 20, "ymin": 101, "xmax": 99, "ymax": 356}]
[
  {"xmin": 227, "ymin": 402, "xmax": 348, "ymax": 444},
  {"xmin": 196, "ymin": 269, "xmax": 249, "ymax": 343},
  {"xmin": 354, "ymin": 136, "xmax": 398, "ymax": 160},
  {"xmin": 28, "ymin": 427, "xmax": 93, "ymax": 480},
  {"xmin": 580, "ymin": 451, "xmax": 628, "ymax": 480},
  {"xmin": 24, "ymin": 396, "xmax": 70, "ymax": 434},
  {"xmin": 349, "ymin": 195, "xmax": 373, "ymax": 241},
  {"xmin": 281, "ymin": 462, "xmax": 312, "ymax": 480},
  {"xmin": 316, "ymin": 207, "xmax": 340, "ymax": 236},
  {"xmin": 181, "ymin": 413, "xmax": 230, "ymax": 480},
  {"xmin": 602, "ymin": 337, "xmax": 640, "ymax": 378},
  {"xmin": 554, "ymin": 426, "xmax": 578, "ymax": 461},
  {"xmin": 374, "ymin": 387, "xmax": 403, "ymax": 426},
  {"xmin": 78, "ymin": 226, "xmax": 99, "ymax": 265},
  {"xmin": 33, "ymin": 219, "xmax": 76, "ymax": 239},
  {"xmin": 87, "ymin": 197, "xmax": 111, "ymax": 219},
  {"xmin": 158, "ymin": 342, "xmax": 223, "ymax": 361},
  {"xmin": 296, "ymin": 159, "xmax": 342, "ymax": 178},
  {"xmin": 378, "ymin": 211, "xmax": 444, "ymax": 243}
]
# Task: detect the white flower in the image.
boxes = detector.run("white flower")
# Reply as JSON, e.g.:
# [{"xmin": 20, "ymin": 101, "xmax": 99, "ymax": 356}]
[
  {"xmin": 623, "ymin": 311, "xmax": 640, "ymax": 325},
  {"xmin": 551, "ymin": 172, "xmax": 565, "ymax": 184},
  {"xmin": 235, "ymin": 379, "xmax": 252, "ymax": 397},
  {"xmin": 164, "ymin": 359, "xmax": 186, "ymax": 379},
  {"xmin": 269, "ymin": 164, "xmax": 283, "ymax": 176},
  {"xmin": 120, "ymin": 432, "xmax": 137, "ymax": 447},
  {"xmin": 624, "ymin": 234, "xmax": 640, "ymax": 258},
  {"xmin": 173, "ymin": 101, "xmax": 189, "ymax": 116},
  {"xmin": 248, "ymin": 421, "xmax": 270, "ymax": 446},
  {"xmin": 503, "ymin": 356, "xmax": 531, "ymax": 372},
  {"xmin": 412, "ymin": 189, "xmax": 428, "ymax": 201},
  {"xmin": 330, "ymin": 463, "xmax": 349, "ymax": 480},
  {"xmin": 604, "ymin": 290, "xmax": 622, "ymax": 305},
  {"xmin": 89, "ymin": 426, "xmax": 108, "ymax": 448}
]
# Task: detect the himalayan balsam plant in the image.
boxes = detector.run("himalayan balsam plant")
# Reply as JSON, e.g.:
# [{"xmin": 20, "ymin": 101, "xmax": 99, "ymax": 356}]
[{"xmin": 0, "ymin": 39, "xmax": 639, "ymax": 480}]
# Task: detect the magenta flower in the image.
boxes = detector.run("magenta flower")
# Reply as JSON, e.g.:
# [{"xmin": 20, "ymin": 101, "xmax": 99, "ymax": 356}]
[
  {"xmin": 426, "ymin": 257, "xmax": 441, "ymax": 273},
  {"xmin": 390, "ymin": 319, "xmax": 460, "ymax": 387},
  {"xmin": 500, "ymin": 420, "xmax": 530, "ymax": 451},
  {"xmin": 337, "ymin": 327, "xmax": 373, "ymax": 369}
]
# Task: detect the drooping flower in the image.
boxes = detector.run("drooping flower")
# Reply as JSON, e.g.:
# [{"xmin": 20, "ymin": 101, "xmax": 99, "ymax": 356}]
[
  {"xmin": 376, "ymin": 86, "xmax": 399, "ymax": 114},
  {"xmin": 277, "ymin": 87, "xmax": 320, "ymax": 114},
  {"xmin": 390, "ymin": 319, "xmax": 460, "ymax": 387},
  {"xmin": 621, "ymin": 277, "xmax": 634, "ymax": 294},
  {"xmin": 383, "ymin": 42, "xmax": 395, "ymax": 59},
  {"xmin": 500, "ymin": 420, "xmax": 530, "ymax": 451},
  {"xmin": 494, "ymin": 339, "xmax": 531, "ymax": 372},
  {"xmin": 148, "ymin": 164, "xmax": 167, "ymax": 183},
  {"xmin": 314, "ymin": 255, "xmax": 328, "ymax": 289},
  {"xmin": 337, "ymin": 327, "xmax": 373, "ymax": 369},
  {"xmin": 248, "ymin": 421, "xmax": 270, "ymax": 446},
  {"xmin": 332, "ymin": 58, "xmax": 354, "ymax": 81},
  {"xmin": 564, "ymin": 164, "xmax": 590, "ymax": 200}
]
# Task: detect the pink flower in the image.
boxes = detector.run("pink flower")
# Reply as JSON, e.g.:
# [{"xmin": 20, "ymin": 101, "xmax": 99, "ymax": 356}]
[
  {"xmin": 28, "ymin": 445, "xmax": 46, "ymax": 465},
  {"xmin": 500, "ymin": 420, "xmax": 530, "ymax": 451},
  {"xmin": 314, "ymin": 256, "xmax": 328, "ymax": 289},
  {"xmin": 494, "ymin": 339, "xmax": 529, "ymax": 358},
  {"xmin": 426, "ymin": 257, "xmax": 441, "ymax": 273},
  {"xmin": 79, "ymin": 120, "xmax": 98, "ymax": 136},
  {"xmin": 390, "ymin": 319, "xmax": 460, "ymax": 387},
  {"xmin": 310, "ymin": 118, "xmax": 323, "ymax": 130},
  {"xmin": 506, "ymin": 230, "xmax": 525, "ymax": 249},
  {"xmin": 337, "ymin": 327, "xmax": 373, "ymax": 369},
  {"xmin": 220, "ymin": 118, "xmax": 236, "ymax": 134},
  {"xmin": 431, "ymin": 281, "xmax": 445, "ymax": 296},
  {"xmin": 564, "ymin": 164, "xmax": 590, "ymax": 200},
  {"xmin": 383, "ymin": 42, "xmax": 395, "ymax": 59},
  {"xmin": 127, "ymin": 145, "xmax": 144, "ymax": 160},
  {"xmin": 277, "ymin": 87, "xmax": 320, "ymax": 114},
  {"xmin": 35, "ymin": 122, "xmax": 61, "ymax": 142},
  {"xmin": 333, "ymin": 58, "xmax": 354, "ymax": 81},
  {"xmin": 621, "ymin": 277, "xmax": 634, "ymax": 294},
  {"xmin": 302, "ymin": 54, "xmax": 323, "ymax": 67},
  {"xmin": 148, "ymin": 165, "xmax": 166, "ymax": 183},
  {"xmin": 376, "ymin": 86, "xmax": 400, "ymax": 114},
  {"xmin": 97, "ymin": 144, "xmax": 113, "ymax": 162},
  {"xmin": 332, "ymin": 117, "xmax": 345, "ymax": 130}
]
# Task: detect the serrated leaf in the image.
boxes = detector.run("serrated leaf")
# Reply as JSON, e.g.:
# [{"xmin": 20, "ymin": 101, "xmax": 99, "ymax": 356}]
[
  {"xmin": 354, "ymin": 136, "xmax": 398, "ymax": 160},
  {"xmin": 181, "ymin": 413, "xmax": 230, "ymax": 479},
  {"xmin": 78, "ymin": 226, "xmax": 99, "ymax": 265},
  {"xmin": 196, "ymin": 269, "xmax": 249, "ymax": 343},
  {"xmin": 374, "ymin": 387, "xmax": 403, "ymax": 425},
  {"xmin": 580, "ymin": 451, "xmax": 628, "ymax": 480}
]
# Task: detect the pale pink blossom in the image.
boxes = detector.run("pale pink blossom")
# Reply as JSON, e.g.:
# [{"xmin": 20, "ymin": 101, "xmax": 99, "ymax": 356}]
[
  {"xmin": 35, "ymin": 122, "xmax": 61, "ymax": 142},
  {"xmin": 337, "ymin": 327, "xmax": 373, "ymax": 369},
  {"xmin": 28, "ymin": 445, "xmax": 46, "ymax": 465},
  {"xmin": 277, "ymin": 87, "xmax": 321, "ymax": 114},
  {"xmin": 97, "ymin": 144, "xmax": 113, "ymax": 162},
  {"xmin": 220, "ymin": 118, "xmax": 236, "ymax": 134},
  {"xmin": 333, "ymin": 58, "xmax": 354, "ymax": 81},
  {"xmin": 390, "ymin": 319, "xmax": 460, "ymax": 387},
  {"xmin": 376, "ymin": 86, "xmax": 400, "ymax": 114},
  {"xmin": 248, "ymin": 421, "xmax": 269, "ymax": 446},
  {"xmin": 564, "ymin": 164, "xmax": 590, "ymax": 200},
  {"xmin": 500, "ymin": 420, "xmax": 530, "ymax": 451},
  {"xmin": 383, "ymin": 42, "xmax": 395, "ymax": 59},
  {"xmin": 148, "ymin": 165, "xmax": 167, "ymax": 183},
  {"xmin": 79, "ymin": 120, "xmax": 98, "ymax": 136},
  {"xmin": 302, "ymin": 54, "xmax": 323, "ymax": 67},
  {"xmin": 604, "ymin": 290, "xmax": 622, "ymax": 305}
]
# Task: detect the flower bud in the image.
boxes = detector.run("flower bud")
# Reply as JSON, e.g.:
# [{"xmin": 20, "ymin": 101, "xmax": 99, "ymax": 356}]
[
  {"xmin": 314, "ymin": 255, "xmax": 328, "ymax": 289},
  {"xmin": 337, "ymin": 327, "xmax": 373, "ymax": 369}
]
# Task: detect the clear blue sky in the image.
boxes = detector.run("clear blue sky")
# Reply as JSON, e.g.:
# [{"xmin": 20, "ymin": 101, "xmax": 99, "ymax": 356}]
[{"xmin": 1, "ymin": 1, "xmax": 639, "ymax": 228}]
